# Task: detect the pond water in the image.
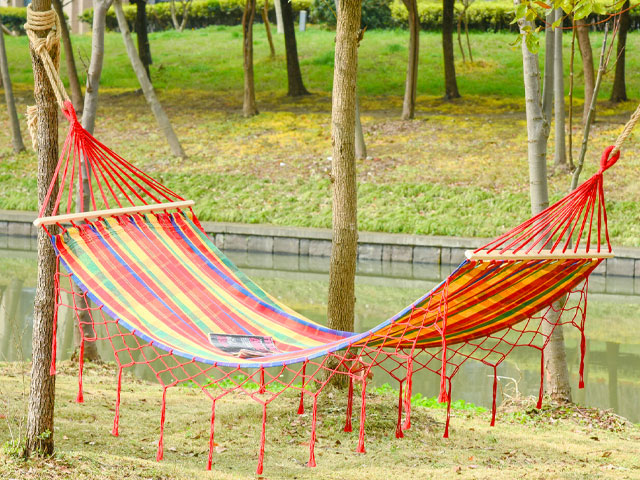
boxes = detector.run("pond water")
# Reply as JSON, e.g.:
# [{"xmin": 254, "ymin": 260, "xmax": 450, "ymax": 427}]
[{"xmin": 2, "ymin": 239, "xmax": 640, "ymax": 422}]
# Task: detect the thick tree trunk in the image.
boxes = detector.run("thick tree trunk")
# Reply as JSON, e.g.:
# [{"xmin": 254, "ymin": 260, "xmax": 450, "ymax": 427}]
[
  {"xmin": 610, "ymin": 1, "xmax": 629, "ymax": 103},
  {"xmin": 355, "ymin": 94, "xmax": 366, "ymax": 160},
  {"xmin": 51, "ymin": 0, "xmax": 83, "ymax": 113},
  {"xmin": 133, "ymin": 0, "xmax": 152, "ymax": 81},
  {"xmin": 442, "ymin": 0, "xmax": 460, "ymax": 99},
  {"xmin": 553, "ymin": 9, "xmax": 566, "ymax": 166},
  {"xmin": 401, "ymin": 0, "xmax": 419, "ymax": 120},
  {"xmin": 518, "ymin": 4, "xmax": 572, "ymax": 404},
  {"xmin": 281, "ymin": 0, "xmax": 309, "ymax": 96},
  {"xmin": 327, "ymin": 0, "xmax": 361, "ymax": 335},
  {"xmin": 115, "ymin": 0, "xmax": 186, "ymax": 157},
  {"xmin": 576, "ymin": 19, "xmax": 594, "ymax": 124},
  {"xmin": 541, "ymin": 11, "xmax": 554, "ymax": 124},
  {"xmin": 0, "ymin": 22, "xmax": 25, "ymax": 153},
  {"xmin": 262, "ymin": 0, "xmax": 276, "ymax": 58},
  {"xmin": 242, "ymin": 0, "xmax": 258, "ymax": 116},
  {"xmin": 25, "ymin": 0, "xmax": 58, "ymax": 457}
]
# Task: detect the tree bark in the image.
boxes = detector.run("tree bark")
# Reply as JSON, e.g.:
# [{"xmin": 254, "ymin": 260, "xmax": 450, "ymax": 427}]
[
  {"xmin": 610, "ymin": 1, "xmax": 629, "ymax": 103},
  {"xmin": 401, "ymin": 0, "xmax": 419, "ymax": 119},
  {"xmin": 327, "ymin": 0, "xmax": 361, "ymax": 335},
  {"xmin": 133, "ymin": 0, "xmax": 152, "ymax": 81},
  {"xmin": 170, "ymin": 0, "xmax": 192, "ymax": 32},
  {"xmin": 541, "ymin": 11, "xmax": 554, "ymax": 124},
  {"xmin": 281, "ymin": 0, "xmax": 309, "ymax": 96},
  {"xmin": 518, "ymin": 4, "xmax": 572, "ymax": 404},
  {"xmin": 355, "ymin": 93, "xmax": 366, "ymax": 160},
  {"xmin": 442, "ymin": 0, "xmax": 460, "ymax": 99},
  {"xmin": 0, "ymin": 21, "xmax": 25, "ymax": 153},
  {"xmin": 51, "ymin": 0, "xmax": 83, "ymax": 113},
  {"xmin": 576, "ymin": 18, "xmax": 594, "ymax": 124},
  {"xmin": 242, "ymin": 0, "xmax": 258, "ymax": 116},
  {"xmin": 553, "ymin": 9, "xmax": 566, "ymax": 166},
  {"xmin": 273, "ymin": 0, "xmax": 284, "ymax": 34},
  {"xmin": 26, "ymin": 0, "xmax": 59, "ymax": 457},
  {"xmin": 115, "ymin": 0, "xmax": 186, "ymax": 157},
  {"xmin": 262, "ymin": 0, "xmax": 276, "ymax": 58}
]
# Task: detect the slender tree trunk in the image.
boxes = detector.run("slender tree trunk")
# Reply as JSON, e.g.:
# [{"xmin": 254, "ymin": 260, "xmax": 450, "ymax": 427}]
[
  {"xmin": 170, "ymin": 0, "xmax": 191, "ymax": 32},
  {"xmin": 114, "ymin": 0, "xmax": 186, "ymax": 157},
  {"xmin": 26, "ymin": 0, "xmax": 58, "ymax": 457},
  {"xmin": 133, "ymin": 0, "xmax": 152, "ymax": 81},
  {"xmin": 262, "ymin": 0, "xmax": 276, "ymax": 58},
  {"xmin": 517, "ymin": 3, "xmax": 572, "ymax": 404},
  {"xmin": 464, "ymin": 12, "xmax": 473, "ymax": 62},
  {"xmin": 281, "ymin": 0, "xmax": 309, "ymax": 96},
  {"xmin": 0, "ymin": 22, "xmax": 25, "ymax": 153},
  {"xmin": 242, "ymin": 0, "xmax": 258, "ymax": 116},
  {"xmin": 327, "ymin": 0, "xmax": 361, "ymax": 335},
  {"xmin": 442, "ymin": 0, "xmax": 460, "ymax": 99},
  {"xmin": 355, "ymin": 93, "xmax": 366, "ymax": 160},
  {"xmin": 553, "ymin": 9, "xmax": 566, "ymax": 166},
  {"xmin": 610, "ymin": 1, "xmax": 629, "ymax": 103},
  {"xmin": 401, "ymin": 0, "xmax": 419, "ymax": 120},
  {"xmin": 51, "ymin": 0, "xmax": 83, "ymax": 113},
  {"xmin": 541, "ymin": 11, "xmax": 554, "ymax": 124},
  {"xmin": 576, "ymin": 18, "xmax": 594, "ymax": 124},
  {"xmin": 273, "ymin": 0, "xmax": 283, "ymax": 34},
  {"xmin": 456, "ymin": 7, "xmax": 466, "ymax": 63}
]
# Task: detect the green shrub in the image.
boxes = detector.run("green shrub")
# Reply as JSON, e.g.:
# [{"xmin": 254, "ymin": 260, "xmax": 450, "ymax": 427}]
[
  {"xmin": 0, "ymin": 6, "xmax": 27, "ymax": 35},
  {"xmin": 310, "ymin": 0, "xmax": 400, "ymax": 29},
  {"xmin": 80, "ymin": 0, "xmax": 313, "ymax": 32}
]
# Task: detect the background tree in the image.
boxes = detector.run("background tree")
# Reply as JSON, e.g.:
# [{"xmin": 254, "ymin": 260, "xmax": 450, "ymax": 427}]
[
  {"xmin": 442, "ymin": 0, "xmax": 460, "ymax": 99},
  {"xmin": 610, "ymin": 0, "xmax": 629, "ymax": 103},
  {"xmin": 52, "ymin": 0, "xmax": 83, "ymax": 113},
  {"xmin": 541, "ymin": 11, "xmax": 554, "ymax": 123},
  {"xmin": 456, "ymin": 0, "xmax": 473, "ymax": 63},
  {"xmin": 132, "ymin": 0, "xmax": 152, "ymax": 81},
  {"xmin": 281, "ymin": 0, "xmax": 309, "ymax": 96},
  {"xmin": 115, "ymin": 0, "xmax": 186, "ymax": 157},
  {"xmin": 355, "ymin": 93, "xmax": 366, "ymax": 159},
  {"xmin": 327, "ymin": 0, "xmax": 362, "ymax": 335},
  {"xmin": 262, "ymin": 0, "xmax": 276, "ymax": 58},
  {"xmin": 401, "ymin": 0, "xmax": 419, "ymax": 119},
  {"xmin": 0, "ymin": 20, "xmax": 25, "ymax": 153},
  {"xmin": 576, "ymin": 18, "xmax": 594, "ymax": 124},
  {"xmin": 517, "ymin": 5, "xmax": 572, "ymax": 403},
  {"xmin": 25, "ymin": 0, "xmax": 59, "ymax": 456},
  {"xmin": 170, "ymin": 0, "xmax": 193, "ymax": 32},
  {"xmin": 242, "ymin": 0, "xmax": 258, "ymax": 116},
  {"xmin": 553, "ymin": 8, "xmax": 566, "ymax": 166}
]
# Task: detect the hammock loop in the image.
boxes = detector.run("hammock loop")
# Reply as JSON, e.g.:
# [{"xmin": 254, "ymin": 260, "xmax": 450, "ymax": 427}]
[{"xmin": 598, "ymin": 146, "xmax": 620, "ymax": 174}]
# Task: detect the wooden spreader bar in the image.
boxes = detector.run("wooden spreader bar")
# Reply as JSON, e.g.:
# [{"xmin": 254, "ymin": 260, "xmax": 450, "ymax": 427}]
[
  {"xmin": 33, "ymin": 200, "xmax": 195, "ymax": 227},
  {"xmin": 466, "ymin": 249, "xmax": 615, "ymax": 261}
]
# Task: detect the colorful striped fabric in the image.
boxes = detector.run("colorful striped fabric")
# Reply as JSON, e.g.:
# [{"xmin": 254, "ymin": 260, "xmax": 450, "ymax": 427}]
[{"xmin": 52, "ymin": 210, "xmax": 600, "ymax": 368}]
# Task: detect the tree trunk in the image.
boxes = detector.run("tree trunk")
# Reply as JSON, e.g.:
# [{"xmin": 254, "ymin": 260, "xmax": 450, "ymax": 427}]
[
  {"xmin": 273, "ymin": 0, "xmax": 283, "ymax": 34},
  {"xmin": 456, "ymin": 7, "xmax": 466, "ymax": 63},
  {"xmin": 114, "ymin": 0, "xmax": 186, "ymax": 157},
  {"xmin": 442, "ymin": 0, "xmax": 460, "ymax": 99},
  {"xmin": 242, "ymin": 0, "xmax": 258, "ymax": 116},
  {"xmin": 518, "ymin": 4, "xmax": 572, "ymax": 404},
  {"xmin": 133, "ymin": 0, "xmax": 152, "ymax": 81},
  {"xmin": 0, "ymin": 22, "xmax": 25, "ymax": 153},
  {"xmin": 51, "ymin": 0, "xmax": 83, "ymax": 113},
  {"xmin": 541, "ymin": 11, "xmax": 554, "ymax": 124},
  {"xmin": 327, "ymin": 0, "xmax": 361, "ymax": 335},
  {"xmin": 25, "ymin": 0, "xmax": 59, "ymax": 457},
  {"xmin": 281, "ymin": 0, "xmax": 309, "ymax": 96},
  {"xmin": 355, "ymin": 93, "xmax": 366, "ymax": 160},
  {"xmin": 553, "ymin": 9, "xmax": 566, "ymax": 166},
  {"xmin": 82, "ymin": 0, "xmax": 112, "ymax": 135},
  {"xmin": 610, "ymin": 1, "xmax": 629, "ymax": 103},
  {"xmin": 576, "ymin": 18, "xmax": 594, "ymax": 124},
  {"xmin": 401, "ymin": 0, "xmax": 419, "ymax": 120},
  {"xmin": 262, "ymin": 0, "xmax": 276, "ymax": 58}
]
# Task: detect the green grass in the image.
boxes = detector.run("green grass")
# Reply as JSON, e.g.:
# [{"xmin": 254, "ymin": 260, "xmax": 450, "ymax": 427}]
[
  {"xmin": 2, "ymin": 27, "xmax": 640, "ymax": 245},
  {"xmin": 1, "ymin": 362, "xmax": 639, "ymax": 479}
]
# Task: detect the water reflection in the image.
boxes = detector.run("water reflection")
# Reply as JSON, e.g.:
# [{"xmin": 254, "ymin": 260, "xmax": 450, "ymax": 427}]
[{"xmin": 1, "ymin": 246, "xmax": 639, "ymax": 422}]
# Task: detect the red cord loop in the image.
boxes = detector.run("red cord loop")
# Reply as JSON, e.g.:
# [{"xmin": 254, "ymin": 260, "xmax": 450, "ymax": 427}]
[
  {"xmin": 598, "ymin": 145, "xmax": 620, "ymax": 174},
  {"xmin": 62, "ymin": 100, "xmax": 78, "ymax": 125}
]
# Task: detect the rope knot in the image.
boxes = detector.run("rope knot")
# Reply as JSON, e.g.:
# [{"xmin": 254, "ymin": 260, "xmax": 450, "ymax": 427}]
[{"xmin": 598, "ymin": 145, "xmax": 620, "ymax": 174}]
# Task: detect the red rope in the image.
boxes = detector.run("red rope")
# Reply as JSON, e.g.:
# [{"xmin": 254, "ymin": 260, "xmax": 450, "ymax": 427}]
[
  {"xmin": 308, "ymin": 396, "xmax": 318, "ymax": 467},
  {"xmin": 256, "ymin": 404, "xmax": 267, "ymax": 474},
  {"xmin": 207, "ymin": 400, "xmax": 216, "ymax": 471},
  {"xmin": 344, "ymin": 377, "xmax": 353, "ymax": 432},
  {"xmin": 259, "ymin": 367, "xmax": 265, "ymax": 394},
  {"xmin": 156, "ymin": 387, "xmax": 167, "ymax": 461},
  {"xmin": 298, "ymin": 361, "xmax": 307, "ymax": 414},
  {"xmin": 491, "ymin": 368, "xmax": 498, "ymax": 427},
  {"xmin": 356, "ymin": 381, "xmax": 367, "ymax": 454},
  {"xmin": 537, "ymin": 350, "xmax": 544, "ymax": 409},
  {"xmin": 402, "ymin": 358, "xmax": 412, "ymax": 431},
  {"xmin": 76, "ymin": 337, "xmax": 84, "ymax": 403},
  {"xmin": 111, "ymin": 367, "xmax": 123, "ymax": 436},
  {"xmin": 395, "ymin": 381, "xmax": 404, "ymax": 439}
]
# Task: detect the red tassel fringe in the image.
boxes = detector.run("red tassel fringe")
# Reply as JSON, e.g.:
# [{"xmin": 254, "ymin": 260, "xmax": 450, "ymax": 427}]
[
  {"xmin": 156, "ymin": 387, "xmax": 167, "ymax": 461},
  {"xmin": 207, "ymin": 400, "xmax": 216, "ymax": 471},
  {"xmin": 344, "ymin": 377, "xmax": 353, "ymax": 432},
  {"xmin": 356, "ymin": 381, "xmax": 367, "ymax": 454},
  {"xmin": 111, "ymin": 367, "xmax": 123, "ymax": 436},
  {"xmin": 308, "ymin": 396, "xmax": 318, "ymax": 467},
  {"xmin": 76, "ymin": 338, "xmax": 85, "ymax": 403},
  {"xmin": 256, "ymin": 404, "xmax": 267, "ymax": 474}
]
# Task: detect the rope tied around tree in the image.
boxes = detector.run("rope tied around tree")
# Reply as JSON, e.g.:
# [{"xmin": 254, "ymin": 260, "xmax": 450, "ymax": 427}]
[{"xmin": 24, "ymin": 5, "xmax": 73, "ymax": 150}]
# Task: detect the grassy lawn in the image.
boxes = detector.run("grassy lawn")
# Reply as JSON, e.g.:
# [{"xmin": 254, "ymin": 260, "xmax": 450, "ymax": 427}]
[
  {"xmin": 1, "ymin": 27, "xmax": 640, "ymax": 245},
  {"xmin": 1, "ymin": 362, "xmax": 639, "ymax": 479}
]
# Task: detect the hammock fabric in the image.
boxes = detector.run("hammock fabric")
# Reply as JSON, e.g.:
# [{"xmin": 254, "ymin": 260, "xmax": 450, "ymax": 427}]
[{"xmin": 39, "ymin": 101, "xmax": 619, "ymax": 474}]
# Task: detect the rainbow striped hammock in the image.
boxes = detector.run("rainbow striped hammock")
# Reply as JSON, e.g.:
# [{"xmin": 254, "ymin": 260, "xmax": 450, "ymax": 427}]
[{"xmin": 37, "ymin": 102, "xmax": 618, "ymax": 474}]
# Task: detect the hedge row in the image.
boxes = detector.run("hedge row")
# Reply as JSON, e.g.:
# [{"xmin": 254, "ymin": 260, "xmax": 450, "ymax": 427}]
[{"xmin": 0, "ymin": 7, "xmax": 27, "ymax": 34}]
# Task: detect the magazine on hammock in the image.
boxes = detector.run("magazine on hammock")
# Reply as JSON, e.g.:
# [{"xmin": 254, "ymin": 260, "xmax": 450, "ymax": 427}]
[{"xmin": 208, "ymin": 333, "xmax": 281, "ymax": 358}]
